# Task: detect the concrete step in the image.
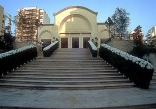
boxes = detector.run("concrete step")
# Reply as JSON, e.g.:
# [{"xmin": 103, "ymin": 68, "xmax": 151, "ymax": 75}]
[
  {"xmin": 33, "ymin": 59, "xmax": 103, "ymax": 62},
  {"xmin": 0, "ymin": 83, "xmax": 134, "ymax": 90},
  {"xmin": 6, "ymin": 73, "xmax": 123, "ymax": 78},
  {"xmin": 23, "ymin": 64, "xmax": 112, "ymax": 67},
  {"xmin": 0, "ymin": 79, "xmax": 132, "ymax": 85},
  {"xmin": 8, "ymin": 72, "xmax": 121, "ymax": 76},
  {"xmin": 26, "ymin": 62, "xmax": 107, "ymax": 66},
  {"xmin": 19, "ymin": 67, "xmax": 115, "ymax": 70},
  {"xmin": 4, "ymin": 75, "xmax": 127, "ymax": 79},
  {"xmin": 13, "ymin": 69, "xmax": 118, "ymax": 73},
  {"xmin": 151, "ymin": 81, "xmax": 156, "ymax": 84},
  {"xmin": 21, "ymin": 66, "xmax": 113, "ymax": 69}
]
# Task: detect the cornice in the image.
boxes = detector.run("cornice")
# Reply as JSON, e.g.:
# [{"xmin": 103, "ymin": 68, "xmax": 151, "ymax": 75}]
[{"xmin": 54, "ymin": 6, "xmax": 98, "ymax": 16}]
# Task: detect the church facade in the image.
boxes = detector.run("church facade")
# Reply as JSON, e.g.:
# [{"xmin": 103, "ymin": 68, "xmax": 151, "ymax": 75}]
[{"xmin": 38, "ymin": 6, "xmax": 113, "ymax": 48}]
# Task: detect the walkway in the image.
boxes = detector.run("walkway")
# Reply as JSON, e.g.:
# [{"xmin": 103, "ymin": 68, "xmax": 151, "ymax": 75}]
[{"xmin": 0, "ymin": 48, "xmax": 156, "ymax": 108}]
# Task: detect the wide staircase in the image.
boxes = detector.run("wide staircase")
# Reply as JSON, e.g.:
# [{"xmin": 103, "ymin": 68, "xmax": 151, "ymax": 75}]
[{"xmin": 0, "ymin": 48, "xmax": 135, "ymax": 90}]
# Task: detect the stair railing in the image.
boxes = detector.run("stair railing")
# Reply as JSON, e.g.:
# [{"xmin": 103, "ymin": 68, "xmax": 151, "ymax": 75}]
[{"xmin": 88, "ymin": 41, "xmax": 97, "ymax": 57}]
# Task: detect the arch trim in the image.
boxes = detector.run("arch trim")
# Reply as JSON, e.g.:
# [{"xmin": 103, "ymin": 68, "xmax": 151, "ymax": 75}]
[
  {"xmin": 39, "ymin": 30, "xmax": 53, "ymax": 39},
  {"xmin": 54, "ymin": 6, "xmax": 98, "ymax": 16}
]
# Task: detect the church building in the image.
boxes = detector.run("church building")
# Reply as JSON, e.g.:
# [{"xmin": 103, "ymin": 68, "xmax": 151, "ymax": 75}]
[{"xmin": 38, "ymin": 6, "xmax": 113, "ymax": 48}]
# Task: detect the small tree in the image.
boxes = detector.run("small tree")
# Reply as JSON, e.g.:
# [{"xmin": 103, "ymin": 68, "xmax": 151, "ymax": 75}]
[
  {"xmin": 105, "ymin": 17, "xmax": 115, "ymax": 38},
  {"xmin": 111, "ymin": 7, "xmax": 130, "ymax": 38},
  {"xmin": 0, "ymin": 32, "xmax": 14, "ymax": 51},
  {"xmin": 132, "ymin": 25, "xmax": 144, "ymax": 46},
  {"xmin": 4, "ymin": 33, "xmax": 14, "ymax": 50},
  {"xmin": 130, "ymin": 26, "xmax": 146, "ymax": 58},
  {"xmin": 0, "ymin": 40, "xmax": 5, "ymax": 50}
]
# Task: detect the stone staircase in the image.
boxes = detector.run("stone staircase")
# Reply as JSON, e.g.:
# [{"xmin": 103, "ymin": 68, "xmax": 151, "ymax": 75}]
[
  {"xmin": 0, "ymin": 48, "xmax": 135, "ymax": 90},
  {"xmin": 150, "ymin": 71, "xmax": 156, "ymax": 88}
]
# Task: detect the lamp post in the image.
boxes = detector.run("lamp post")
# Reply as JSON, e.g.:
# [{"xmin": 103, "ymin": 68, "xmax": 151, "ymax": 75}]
[{"xmin": 105, "ymin": 17, "xmax": 114, "ymax": 38}]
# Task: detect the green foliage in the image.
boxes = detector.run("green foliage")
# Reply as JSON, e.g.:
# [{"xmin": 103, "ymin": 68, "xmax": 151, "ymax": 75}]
[
  {"xmin": 130, "ymin": 45, "xmax": 156, "ymax": 58},
  {"xmin": 88, "ymin": 41, "xmax": 97, "ymax": 57},
  {"xmin": 99, "ymin": 45, "xmax": 154, "ymax": 89},
  {"xmin": 0, "ymin": 40, "xmax": 5, "ymax": 49},
  {"xmin": 0, "ymin": 46, "xmax": 37, "ymax": 76},
  {"xmin": 129, "ymin": 26, "xmax": 156, "ymax": 58},
  {"xmin": 132, "ymin": 25, "xmax": 144, "ymax": 46},
  {"xmin": 130, "ymin": 45, "xmax": 146, "ymax": 58},
  {"xmin": 4, "ymin": 33, "xmax": 14, "ymax": 50},
  {"xmin": 0, "ymin": 33, "xmax": 14, "ymax": 52},
  {"xmin": 43, "ymin": 41, "xmax": 58, "ymax": 57},
  {"xmin": 111, "ymin": 7, "xmax": 130, "ymax": 37}
]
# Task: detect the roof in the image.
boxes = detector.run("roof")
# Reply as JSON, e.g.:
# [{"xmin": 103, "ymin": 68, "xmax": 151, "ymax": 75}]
[{"xmin": 54, "ymin": 6, "xmax": 98, "ymax": 16}]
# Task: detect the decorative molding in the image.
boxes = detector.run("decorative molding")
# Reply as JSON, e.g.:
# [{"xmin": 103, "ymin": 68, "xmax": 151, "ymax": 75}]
[
  {"xmin": 54, "ymin": 6, "xmax": 98, "ymax": 16},
  {"xmin": 39, "ymin": 30, "xmax": 53, "ymax": 38}
]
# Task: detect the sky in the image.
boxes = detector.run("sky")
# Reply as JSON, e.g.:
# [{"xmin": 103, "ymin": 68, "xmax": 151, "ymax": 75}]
[{"xmin": 1, "ymin": 0, "xmax": 156, "ymax": 37}]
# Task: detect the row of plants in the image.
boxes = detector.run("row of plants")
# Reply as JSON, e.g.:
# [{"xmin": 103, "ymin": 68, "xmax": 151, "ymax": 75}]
[
  {"xmin": 0, "ymin": 45, "xmax": 37, "ymax": 77},
  {"xmin": 88, "ymin": 41, "xmax": 97, "ymax": 57},
  {"xmin": 43, "ymin": 41, "xmax": 58, "ymax": 57},
  {"xmin": 99, "ymin": 44, "xmax": 154, "ymax": 89}
]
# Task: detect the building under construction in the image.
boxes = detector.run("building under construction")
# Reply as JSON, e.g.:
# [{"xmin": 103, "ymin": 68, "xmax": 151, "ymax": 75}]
[
  {"xmin": 0, "ymin": 5, "xmax": 5, "ymax": 39},
  {"xmin": 15, "ymin": 7, "xmax": 50, "ymax": 42}
]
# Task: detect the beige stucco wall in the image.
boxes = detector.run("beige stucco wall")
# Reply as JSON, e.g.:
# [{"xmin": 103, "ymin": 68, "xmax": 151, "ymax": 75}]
[
  {"xmin": 38, "ymin": 24, "xmax": 58, "ymax": 42},
  {"xmin": 97, "ymin": 24, "xmax": 109, "ymax": 48},
  {"xmin": 38, "ymin": 6, "xmax": 109, "ymax": 48},
  {"xmin": 54, "ymin": 6, "xmax": 98, "ymax": 36}
]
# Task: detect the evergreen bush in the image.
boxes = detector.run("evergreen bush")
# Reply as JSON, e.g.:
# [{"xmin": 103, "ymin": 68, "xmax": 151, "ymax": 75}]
[
  {"xmin": 43, "ymin": 41, "xmax": 58, "ymax": 57},
  {"xmin": 88, "ymin": 41, "xmax": 97, "ymax": 57},
  {"xmin": 99, "ymin": 44, "xmax": 154, "ymax": 89},
  {"xmin": 0, "ymin": 45, "xmax": 37, "ymax": 77}
]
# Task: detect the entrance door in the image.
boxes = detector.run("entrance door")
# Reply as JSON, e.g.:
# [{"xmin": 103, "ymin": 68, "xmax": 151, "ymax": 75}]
[
  {"xmin": 61, "ymin": 38, "xmax": 68, "ymax": 48},
  {"xmin": 83, "ymin": 37, "xmax": 90, "ymax": 48},
  {"xmin": 72, "ymin": 37, "xmax": 79, "ymax": 48}
]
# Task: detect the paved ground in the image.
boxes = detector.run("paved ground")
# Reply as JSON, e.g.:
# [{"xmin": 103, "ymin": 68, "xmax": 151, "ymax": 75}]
[{"xmin": 0, "ymin": 87, "xmax": 156, "ymax": 108}]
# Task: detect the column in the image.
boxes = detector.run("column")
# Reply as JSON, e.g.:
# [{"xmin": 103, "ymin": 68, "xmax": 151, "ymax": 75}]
[
  {"xmin": 98, "ymin": 38, "xmax": 100, "ymax": 48},
  {"xmin": 68, "ymin": 34, "xmax": 72, "ymax": 48},
  {"xmin": 79, "ymin": 33, "xmax": 83, "ymax": 48},
  {"xmin": 59, "ymin": 37, "xmax": 61, "ymax": 48}
]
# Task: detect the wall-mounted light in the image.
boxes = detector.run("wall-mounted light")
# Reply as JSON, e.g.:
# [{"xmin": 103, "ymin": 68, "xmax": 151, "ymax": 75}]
[{"xmin": 95, "ymin": 37, "xmax": 98, "ymax": 40}]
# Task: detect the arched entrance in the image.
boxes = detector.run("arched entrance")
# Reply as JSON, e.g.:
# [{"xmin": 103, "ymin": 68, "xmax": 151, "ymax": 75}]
[
  {"xmin": 39, "ymin": 30, "xmax": 53, "ymax": 43},
  {"xmin": 59, "ymin": 14, "xmax": 92, "ymax": 48}
]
